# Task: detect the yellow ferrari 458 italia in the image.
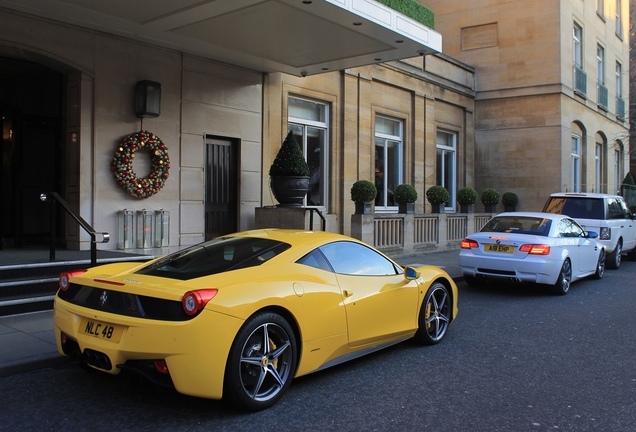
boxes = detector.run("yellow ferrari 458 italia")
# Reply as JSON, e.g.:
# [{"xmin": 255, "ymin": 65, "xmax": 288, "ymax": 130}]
[{"xmin": 54, "ymin": 229, "xmax": 458, "ymax": 411}]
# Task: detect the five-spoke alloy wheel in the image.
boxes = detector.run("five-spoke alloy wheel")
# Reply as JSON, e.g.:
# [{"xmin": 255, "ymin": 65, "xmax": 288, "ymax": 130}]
[
  {"xmin": 553, "ymin": 259, "xmax": 572, "ymax": 295},
  {"xmin": 225, "ymin": 313, "xmax": 297, "ymax": 411},
  {"xmin": 414, "ymin": 282, "xmax": 451, "ymax": 345}
]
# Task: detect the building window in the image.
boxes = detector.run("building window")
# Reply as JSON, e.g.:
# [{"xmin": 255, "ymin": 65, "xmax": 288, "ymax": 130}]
[
  {"xmin": 615, "ymin": 0, "xmax": 623, "ymax": 38},
  {"xmin": 615, "ymin": 61, "xmax": 622, "ymax": 97},
  {"xmin": 436, "ymin": 130, "xmax": 457, "ymax": 210},
  {"xmin": 374, "ymin": 116, "xmax": 403, "ymax": 209},
  {"xmin": 573, "ymin": 23, "xmax": 583, "ymax": 68},
  {"xmin": 571, "ymin": 134, "xmax": 581, "ymax": 192},
  {"xmin": 614, "ymin": 148, "xmax": 621, "ymax": 193},
  {"xmin": 596, "ymin": 0, "xmax": 604, "ymax": 19},
  {"xmin": 596, "ymin": 45, "xmax": 604, "ymax": 84},
  {"xmin": 288, "ymin": 97, "xmax": 329, "ymax": 207},
  {"xmin": 595, "ymin": 143, "xmax": 602, "ymax": 192}
]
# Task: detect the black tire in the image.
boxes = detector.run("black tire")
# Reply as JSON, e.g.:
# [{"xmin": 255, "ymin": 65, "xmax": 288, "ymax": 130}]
[
  {"xmin": 593, "ymin": 248, "xmax": 605, "ymax": 279},
  {"xmin": 607, "ymin": 240, "xmax": 622, "ymax": 269},
  {"xmin": 553, "ymin": 259, "xmax": 572, "ymax": 295},
  {"xmin": 224, "ymin": 312, "xmax": 297, "ymax": 411},
  {"xmin": 414, "ymin": 282, "xmax": 451, "ymax": 345}
]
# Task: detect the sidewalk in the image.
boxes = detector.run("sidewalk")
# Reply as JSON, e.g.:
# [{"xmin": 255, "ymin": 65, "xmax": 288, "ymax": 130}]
[{"xmin": 0, "ymin": 248, "xmax": 462, "ymax": 377}]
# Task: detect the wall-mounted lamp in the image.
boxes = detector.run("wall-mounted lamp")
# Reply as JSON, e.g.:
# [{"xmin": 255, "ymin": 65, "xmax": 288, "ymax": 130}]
[{"xmin": 135, "ymin": 80, "xmax": 161, "ymax": 118}]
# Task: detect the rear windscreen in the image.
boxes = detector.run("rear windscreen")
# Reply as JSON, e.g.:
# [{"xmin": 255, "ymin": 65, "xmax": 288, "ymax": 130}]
[
  {"xmin": 481, "ymin": 216, "xmax": 552, "ymax": 236},
  {"xmin": 136, "ymin": 236, "xmax": 291, "ymax": 280},
  {"xmin": 543, "ymin": 197, "xmax": 604, "ymax": 219}
]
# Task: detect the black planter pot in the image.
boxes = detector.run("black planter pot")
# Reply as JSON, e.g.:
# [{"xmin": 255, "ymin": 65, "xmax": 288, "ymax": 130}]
[
  {"xmin": 504, "ymin": 204, "xmax": 516, "ymax": 212},
  {"xmin": 355, "ymin": 201, "xmax": 373, "ymax": 214},
  {"xmin": 484, "ymin": 203, "xmax": 497, "ymax": 213},
  {"xmin": 459, "ymin": 203, "xmax": 474, "ymax": 213},
  {"xmin": 270, "ymin": 176, "xmax": 310, "ymax": 207},
  {"xmin": 431, "ymin": 203, "xmax": 446, "ymax": 213},
  {"xmin": 398, "ymin": 202, "xmax": 415, "ymax": 214}
]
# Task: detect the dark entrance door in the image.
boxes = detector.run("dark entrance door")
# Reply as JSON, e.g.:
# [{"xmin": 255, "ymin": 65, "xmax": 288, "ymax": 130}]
[
  {"xmin": 205, "ymin": 136, "xmax": 238, "ymax": 240},
  {"xmin": 0, "ymin": 58, "xmax": 64, "ymax": 249}
]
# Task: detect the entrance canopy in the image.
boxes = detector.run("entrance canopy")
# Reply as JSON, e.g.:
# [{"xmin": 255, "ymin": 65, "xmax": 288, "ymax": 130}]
[{"xmin": 0, "ymin": 0, "xmax": 442, "ymax": 76}]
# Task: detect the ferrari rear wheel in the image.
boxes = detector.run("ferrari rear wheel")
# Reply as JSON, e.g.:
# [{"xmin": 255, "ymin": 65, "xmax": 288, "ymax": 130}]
[
  {"xmin": 553, "ymin": 259, "xmax": 572, "ymax": 295},
  {"xmin": 414, "ymin": 282, "xmax": 451, "ymax": 346},
  {"xmin": 224, "ymin": 312, "xmax": 297, "ymax": 411}
]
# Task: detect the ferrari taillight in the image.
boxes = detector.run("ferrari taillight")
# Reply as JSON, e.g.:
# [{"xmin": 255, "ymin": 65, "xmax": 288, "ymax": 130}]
[
  {"xmin": 59, "ymin": 270, "xmax": 87, "ymax": 291},
  {"xmin": 182, "ymin": 289, "xmax": 218, "ymax": 316},
  {"xmin": 461, "ymin": 239, "xmax": 479, "ymax": 249},
  {"xmin": 519, "ymin": 244, "xmax": 551, "ymax": 255}
]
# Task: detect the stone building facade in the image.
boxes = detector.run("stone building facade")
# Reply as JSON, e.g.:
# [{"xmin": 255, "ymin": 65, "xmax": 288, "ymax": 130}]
[{"xmin": 424, "ymin": 0, "xmax": 630, "ymax": 210}]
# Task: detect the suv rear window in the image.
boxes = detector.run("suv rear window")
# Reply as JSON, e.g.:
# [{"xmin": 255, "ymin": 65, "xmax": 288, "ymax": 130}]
[{"xmin": 543, "ymin": 197, "xmax": 604, "ymax": 219}]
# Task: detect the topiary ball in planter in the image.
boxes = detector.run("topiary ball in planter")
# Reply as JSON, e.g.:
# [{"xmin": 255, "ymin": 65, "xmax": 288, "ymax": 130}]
[
  {"xmin": 395, "ymin": 184, "xmax": 418, "ymax": 213},
  {"xmin": 502, "ymin": 191, "xmax": 518, "ymax": 211},
  {"xmin": 351, "ymin": 180, "xmax": 377, "ymax": 214},
  {"xmin": 457, "ymin": 187, "xmax": 478, "ymax": 213},
  {"xmin": 457, "ymin": 187, "xmax": 478, "ymax": 204},
  {"xmin": 394, "ymin": 184, "xmax": 418, "ymax": 204},
  {"xmin": 269, "ymin": 131, "xmax": 310, "ymax": 207},
  {"xmin": 426, "ymin": 185, "xmax": 449, "ymax": 213},
  {"xmin": 426, "ymin": 185, "xmax": 449, "ymax": 204},
  {"xmin": 481, "ymin": 188, "xmax": 500, "ymax": 213}
]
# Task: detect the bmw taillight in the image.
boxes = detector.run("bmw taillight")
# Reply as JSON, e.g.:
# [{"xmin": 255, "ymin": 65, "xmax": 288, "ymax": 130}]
[
  {"xmin": 182, "ymin": 289, "xmax": 218, "ymax": 316},
  {"xmin": 59, "ymin": 270, "xmax": 87, "ymax": 291},
  {"xmin": 461, "ymin": 239, "xmax": 479, "ymax": 249},
  {"xmin": 519, "ymin": 244, "xmax": 551, "ymax": 255}
]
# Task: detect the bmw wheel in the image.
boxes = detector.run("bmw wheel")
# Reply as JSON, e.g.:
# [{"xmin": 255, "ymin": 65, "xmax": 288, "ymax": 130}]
[
  {"xmin": 553, "ymin": 259, "xmax": 572, "ymax": 295},
  {"xmin": 224, "ymin": 313, "xmax": 297, "ymax": 411},
  {"xmin": 607, "ymin": 240, "xmax": 622, "ymax": 270},
  {"xmin": 414, "ymin": 282, "xmax": 451, "ymax": 345},
  {"xmin": 593, "ymin": 249, "xmax": 605, "ymax": 279}
]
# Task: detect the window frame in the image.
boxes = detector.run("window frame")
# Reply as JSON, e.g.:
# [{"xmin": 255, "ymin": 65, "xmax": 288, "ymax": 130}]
[
  {"xmin": 436, "ymin": 129, "xmax": 458, "ymax": 211},
  {"xmin": 571, "ymin": 134, "xmax": 581, "ymax": 192},
  {"xmin": 287, "ymin": 96, "xmax": 330, "ymax": 208},
  {"xmin": 374, "ymin": 115, "xmax": 404, "ymax": 211}
]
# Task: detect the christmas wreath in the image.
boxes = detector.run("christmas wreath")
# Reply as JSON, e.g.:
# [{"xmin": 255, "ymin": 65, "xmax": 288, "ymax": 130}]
[{"xmin": 111, "ymin": 130, "xmax": 170, "ymax": 199}]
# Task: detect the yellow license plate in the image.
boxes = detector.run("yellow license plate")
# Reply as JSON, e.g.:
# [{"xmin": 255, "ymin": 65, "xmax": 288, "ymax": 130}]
[
  {"xmin": 485, "ymin": 244, "xmax": 514, "ymax": 254},
  {"xmin": 81, "ymin": 318, "xmax": 124, "ymax": 343}
]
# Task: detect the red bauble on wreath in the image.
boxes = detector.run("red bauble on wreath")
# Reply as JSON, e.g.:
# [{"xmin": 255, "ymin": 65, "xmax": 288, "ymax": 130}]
[{"xmin": 111, "ymin": 130, "xmax": 170, "ymax": 199}]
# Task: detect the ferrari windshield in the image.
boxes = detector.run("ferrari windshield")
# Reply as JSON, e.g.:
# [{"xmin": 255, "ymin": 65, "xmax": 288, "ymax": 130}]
[{"xmin": 136, "ymin": 236, "xmax": 291, "ymax": 280}]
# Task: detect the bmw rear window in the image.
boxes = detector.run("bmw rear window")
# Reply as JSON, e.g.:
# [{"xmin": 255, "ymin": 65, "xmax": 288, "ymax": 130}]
[
  {"xmin": 136, "ymin": 237, "xmax": 291, "ymax": 280},
  {"xmin": 481, "ymin": 216, "xmax": 552, "ymax": 236}
]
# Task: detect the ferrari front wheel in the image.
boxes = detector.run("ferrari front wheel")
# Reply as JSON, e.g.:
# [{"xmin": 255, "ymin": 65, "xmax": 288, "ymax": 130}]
[
  {"xmin": 414, "ymin": 282, "xmax": 451, "ymax": 346},
  {"xmin": 224, "ymin": 312, "xmax": 297, "ymax": 411}
]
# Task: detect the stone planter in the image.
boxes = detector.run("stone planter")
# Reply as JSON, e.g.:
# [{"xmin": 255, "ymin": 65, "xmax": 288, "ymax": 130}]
[{"xmin": 270, "ymin": 176, "xmax": 310, "ymax": 207}]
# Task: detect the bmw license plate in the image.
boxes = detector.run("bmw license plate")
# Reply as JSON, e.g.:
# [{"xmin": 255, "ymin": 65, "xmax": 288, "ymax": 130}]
[
  {"xmin": 485, "ymin": 244, "xmax": 514, "ymax": 254},
  {"xmin": 81, "ymin": 318, "xmax": 124, "ymax": 343}
]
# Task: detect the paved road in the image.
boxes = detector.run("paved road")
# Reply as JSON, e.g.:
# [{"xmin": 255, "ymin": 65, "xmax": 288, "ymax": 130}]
[{"xmin": 1, "ymin": 261, "xmax": 636, "ymax": 432}]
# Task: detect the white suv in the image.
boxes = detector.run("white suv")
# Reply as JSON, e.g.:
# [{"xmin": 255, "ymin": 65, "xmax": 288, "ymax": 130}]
[{"xmin": 543, "ymin": 193, "xmax": 636, "ymax": 269}]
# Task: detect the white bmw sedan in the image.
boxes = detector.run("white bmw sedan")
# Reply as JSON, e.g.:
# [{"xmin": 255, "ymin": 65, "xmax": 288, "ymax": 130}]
[{"xmin": 459, "ymin": 212, "xmax": 605, "ymax": 295}]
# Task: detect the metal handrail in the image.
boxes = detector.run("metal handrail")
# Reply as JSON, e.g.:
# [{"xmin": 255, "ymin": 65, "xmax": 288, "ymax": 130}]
[
  {"xmin": 308, "ymin": 208, "xmax": 326, "ymax": 231},
  {"xmin": 40, "ymin": 192, "xmax": 110, "ymax": 266}
]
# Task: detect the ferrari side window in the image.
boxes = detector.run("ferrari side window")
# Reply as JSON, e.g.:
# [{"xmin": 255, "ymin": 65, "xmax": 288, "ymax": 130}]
[
  {"xmin": 297, "ymin": 249, "xmax": 333, "ymax": 272},
  {"xmin": 319, "ymin": 241, "xmax": 399, "ymax": 276}
]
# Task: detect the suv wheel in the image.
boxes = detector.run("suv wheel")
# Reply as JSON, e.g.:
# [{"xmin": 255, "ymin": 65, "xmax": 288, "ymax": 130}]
[{"xmin": 607, "ymin": 240, "xmax": 622, "ymax": 270}]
